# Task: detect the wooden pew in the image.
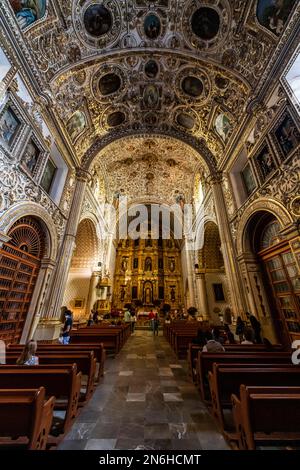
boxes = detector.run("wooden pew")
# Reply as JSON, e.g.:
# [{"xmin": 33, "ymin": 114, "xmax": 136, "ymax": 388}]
[
  {"xmin": 5, "ymin": 351, "xmax": 96, "ymax": 403},
  {"xmin": 188, "ymin": 343, "xmax": 285, "ymax": 380},
  {"xmin": 0, "ymin": 364, "xmax": 81, "ymax": 439},
  {"xmin": 208, "ymin": 364, "xmax": 300, "ymax": 439},
  {"xmin": 70, "ymin": 330, "xmax": 121, "ymax": 356},
  {"xmin": 197, "ymin": 351, "xmax": 292, "ymax": 400},
  {"xmin": 8, "ymin": 343, "xmax": 105, "ymax": 381},
  {"xmin": 0, "ymin": 387, "xmax": 54, "ymax": 450},
  {"xmin": 232, "ymin": 385, "xmax": 300, "ymax": 449}
]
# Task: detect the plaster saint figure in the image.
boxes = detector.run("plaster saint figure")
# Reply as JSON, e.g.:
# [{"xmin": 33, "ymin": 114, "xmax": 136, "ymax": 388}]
[{"xmin": 145, "ymin": 257, "xmax": 152, "ymax": 271}]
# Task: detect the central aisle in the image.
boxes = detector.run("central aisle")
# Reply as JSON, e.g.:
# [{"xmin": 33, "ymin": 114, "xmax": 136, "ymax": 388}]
[{"xmin": 58, "ymin": 330, "xmax": 229, "ymax": 450}]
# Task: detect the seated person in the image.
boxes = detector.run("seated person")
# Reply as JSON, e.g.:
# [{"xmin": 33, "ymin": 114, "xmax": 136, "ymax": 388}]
[
  {"xmin": 202, "ymin": 331, "xmax": 225, "ymax": 353},
  {"xmin": 16, "ymin": 340, "xmax": 39, "ymax": 365},
  {"xmin": 192, "ymin": 328, "xmax": 206, "ymax": 347},
  {"xmin": 212, "ymin": 326, "xmax": 225, "ymax": 345},
  {"xmin": 241, "ymin": 327, "xmax": 254, "ymax": 345}
]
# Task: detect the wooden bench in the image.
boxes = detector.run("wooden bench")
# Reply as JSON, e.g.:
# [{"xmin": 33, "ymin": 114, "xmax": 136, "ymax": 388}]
[
  {"xmin": 0, "ymin": 387, "xmax": 54, "ymax": 450},
  {"xmin": 8, "ymin": 343, "xmax": 105, "ymax": 381},
  {"xmin": 188, "ymin": 343, "xmax": 285, "ymax": 380},
  {"xmin": 70, "ymin": 331, "xmax": 120, "ymax": 356},
  {"xmin": 197, "ymin": 351, "xmax": 293, "ymax": 401},
  {"xmin": 208, "ymin": 364, "xmax": 300, "ymax": 439},
  {"xmin": 232, "ymin": 385, "xmax": 300, "ymax": 449},
  {"xmin": 0, "ymin": 364, "xmax": 81, "ymax": 440},
  {"xmin": 5, "ymin": 351, "xmax": 96, "ymax": 403}
]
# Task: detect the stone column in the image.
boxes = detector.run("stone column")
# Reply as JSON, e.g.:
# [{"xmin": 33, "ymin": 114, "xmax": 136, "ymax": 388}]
[
  {"xmin": 36, "ymin": 168, "xmax": 91, "ymax": 340},
  {"xmin": 209, "ymin": 173, "xmax": 247, "ymax": 317},
  {"xmin": 195, "ymin": 271, "xmax": 209, "ymax": 319},
  {"xmin": 182, "ymin": 237, "xmax": 196, "ymax": 308},
  {"xmin": 86, "ymin": 270, "xmax": 101, "ymax": 314}
]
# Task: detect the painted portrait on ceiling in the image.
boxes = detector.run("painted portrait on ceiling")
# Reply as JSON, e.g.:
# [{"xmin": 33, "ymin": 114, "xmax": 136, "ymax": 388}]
[
  {"xmin": 274, "ymin": 113, "xmax": 300, "ymax": 158},
  {"xmin": 144, "ymin": 14, "xmax": 161, "ymax": 40},
  {"xmin": 0, "ymin": 106, "xmax": 21, "ymax": 147},
  {"xmin": 215, "ymin": 113, "xmax": 232, "ymax": 141},
  {"xmin": 66, "ymin": 110, "xmax": 87, "ymax": 141},
  {"xmin": 143, "ymin": 85, "xmax": 159, "ymax": 109},
  {"xmin": 9, "ymin": 0, "xmax": 47, "ymax": 30},
  {"xmin": 256, "ymin": 0, "xmax": 296, "ymax": 36}
]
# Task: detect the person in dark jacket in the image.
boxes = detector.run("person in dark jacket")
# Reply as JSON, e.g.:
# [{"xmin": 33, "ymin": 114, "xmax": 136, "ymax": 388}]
[
  {"xmin": 249, "ymin": 314, "xmax": 262, "ymax": 344},
  {"xmin": 235, "ymin": 316, "xmax": 245, "ymax": 343}
]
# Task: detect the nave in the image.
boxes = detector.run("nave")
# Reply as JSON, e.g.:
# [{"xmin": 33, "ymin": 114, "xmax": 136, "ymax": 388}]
[{"xmin": 58, "ymin": 330, "xmax": 229, "ymax": 451}]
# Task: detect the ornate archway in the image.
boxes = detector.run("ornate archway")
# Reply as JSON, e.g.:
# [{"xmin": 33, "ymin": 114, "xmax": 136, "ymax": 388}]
[{"xmin": 0, "ymin": 217, "xmax": 47, "ymax": 343}]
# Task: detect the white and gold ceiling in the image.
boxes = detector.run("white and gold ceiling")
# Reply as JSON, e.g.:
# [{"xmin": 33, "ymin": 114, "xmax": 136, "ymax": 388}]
[{"xmin": 5, "ymin": 0, "xmax": 300, "ymax": 201}]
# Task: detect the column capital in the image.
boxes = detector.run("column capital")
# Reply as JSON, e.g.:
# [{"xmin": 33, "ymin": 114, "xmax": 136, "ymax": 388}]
[
  {"xmin": 206, "ymin": 172, "xmax": 223, "ymax": 187},
  {"xmin": 75, "ymin": 167, "xmax": 92, "ymax": 183}
]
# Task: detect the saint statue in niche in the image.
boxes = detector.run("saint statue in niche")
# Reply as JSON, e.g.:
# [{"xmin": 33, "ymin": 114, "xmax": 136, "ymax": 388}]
[
  {"xmin": 120, "ymin": 287, "xmax": 125, "ymax": 302},
  {"xmin": 121, "ymin": 258, "xmax": 128, "ymax": 271},
  {"xmin": 169, "ymin": 259, "xmax": 175, "ymax": 272},
  {"xmin": 145, "ymin": 257, "xmax": 152, "ymax": 271},
  {"xmin": 145, "ymin": 287, "xmax": 152, "ymax": 304}
]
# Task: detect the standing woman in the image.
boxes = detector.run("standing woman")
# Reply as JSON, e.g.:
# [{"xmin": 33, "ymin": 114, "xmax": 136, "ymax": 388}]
[{"xmin": 17, "ymin": 340, "xmax": 39, "ymax": 365}]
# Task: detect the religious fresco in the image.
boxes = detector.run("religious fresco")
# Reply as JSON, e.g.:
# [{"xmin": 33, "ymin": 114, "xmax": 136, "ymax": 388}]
[
  {"xmin": 143, "ymin": 84, "xmax": 159, "ymax": 109},
  {"xmin": 83, "ymin": 4, "xmax": 112, "ymax": 37},
  {"xmin": 107, "ymin": 111, "xmax": 125, "ymax": 127},
  {"xmin": 144, "ymin": 60, "xmax": 159, "ymax": 79},
  {"xmin": 144, "ymin": 14, "xmax": 161, "ymax": 40},
  {"xmin": 0, "ymin": 106, "xmax": 21, "ymax": 147},
  {"xmin": 40, "ymin": 158, "xmax": 56, "ymax": 194},
  {"xmin": 99, "ymin": 73, "xmax": 121, "ymax": 96},
  {"xmin": 22, "ymin": 139, "xmax": 40, "ymax": 175},
  {"xmin": 66, "ymin": 110, "xmax": 87, "ymax": 141},
  {"xmin": 136, "ymin": 0, "xmax": 169, "ymax": 7},
  {"xmin": 9, "ymin": 0, "xmax": 46, "ymax": 29},
  {"xmin": 191, "ymin": 7, "xmax": 220, "ymax": 40},
  {"xmin": 256, "ymin": 0, "xmax": 296, "ymax": 36},
  {"xmin": 176, "ymin": 112, "xmax": 195, "ymax": 130},
  {"xmin": 273, "ymin": 113, "xmax": 300, "ymax": 159},
  {"xmin": 255, "ymin": 144, "xmax": 276, "ymax": 181},
  {"xmin": 182, "ymin": 76, "xmax": 203, "ymax": 97},
  {"xmin": 215, "ymin": 113, "xmax": 232, "ymax": 141}
]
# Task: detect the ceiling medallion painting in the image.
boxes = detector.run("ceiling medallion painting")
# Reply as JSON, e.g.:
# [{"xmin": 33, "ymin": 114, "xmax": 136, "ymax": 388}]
[
  {"xmin": 175, "ymin": 67, "xmax": 210, "ymax": 105},
  {"xmin": 144, "ymin": 13, "xmax": 161, "ymax": 40},
  {"xmin": 182, "ymin": 76, "xmax": 203, "ymax": 98},
  {"xmin": 256, "ymin": 0, "xmax": 296, "ymax": 37},
  {"xmin": 73, "ymin": 0, "xmax": 121, "ymax": 49},
  {"xmin": 183, "ymin": 0, "xmax": 231, "ymax": 51},
  {"xmin": 83, "ymin": 4, "xmax": 112, "ymax": 37},
  {"xmin": 9, "ymin": 0, "xmax": 47, "ymax": 30},
  {"xmin": 191, "ymin": 7, "xmax": 221, "ymax": 40},
  {"xmin": 144, "ymin": 60, "xmax": 159, "ymax": 79},
  {"xmin": 92, "ymin": 64, "xmax": 127, "ymax": 103}
]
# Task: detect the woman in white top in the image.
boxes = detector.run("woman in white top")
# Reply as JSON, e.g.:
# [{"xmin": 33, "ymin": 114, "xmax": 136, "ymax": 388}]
[{"xmin": 16, "ymin": 340, "xmax": 39, "ymax": 366}]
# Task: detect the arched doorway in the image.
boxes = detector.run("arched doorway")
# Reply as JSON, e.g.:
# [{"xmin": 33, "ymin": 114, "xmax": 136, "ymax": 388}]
[
  {"xmin": 63, "ymin": 218, "xmax": 103, "ymax": 322},
  {"xmin": 0, "ymin": 217, "xmax": 46, "ymax": 343},
  {"xmin": 245, "ymin": 212, "xmax": 300, "ymax": 345}
]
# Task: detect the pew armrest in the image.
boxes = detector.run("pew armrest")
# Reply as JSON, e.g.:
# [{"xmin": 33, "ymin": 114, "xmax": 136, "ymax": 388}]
[
  {"xmin": 231, "ymin": 394, "xmax": 243, "ymax": 449},
  {"xmin": 34, "ymin": 396, "xmax": 55, "ymax": 450}
]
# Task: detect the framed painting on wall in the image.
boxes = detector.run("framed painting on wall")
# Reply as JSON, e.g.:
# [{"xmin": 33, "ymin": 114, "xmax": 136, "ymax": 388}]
[
  {"xmin": 254, "ymin": 143, "xmax": 276, "ymax": 182},
  {"xmin": 272, "ymin": 111, "xmax": 300, "ymax": 160},
  {"xmin": 0, "ymin": 106, "xmax": 21, "ymax": 147},
  {"xmin": 241, "ymin": 163, "xmax": 257, "ymax": 196},
  {"xmin": 74, "ymin": 298, "xmax": 85, "ymax": 309},
  {"xmin": 40, "ymin": 158, "xmax": 57, "ymax": 194},
  {"xmin": 21, "ymin": 138, "xmax": 41, "ymax": 176}
]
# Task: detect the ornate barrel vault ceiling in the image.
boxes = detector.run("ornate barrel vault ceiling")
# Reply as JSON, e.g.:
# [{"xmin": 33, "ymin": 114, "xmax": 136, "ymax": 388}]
[{"xmin": 3, "ymin": 0, "xmax": 299, "ymax": 197}]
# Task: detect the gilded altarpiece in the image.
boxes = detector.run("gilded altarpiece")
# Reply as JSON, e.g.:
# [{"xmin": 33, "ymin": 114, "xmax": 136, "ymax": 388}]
[{"xmin": 113, "ymin": 238, "xmax": 183, "ymax": 311}]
